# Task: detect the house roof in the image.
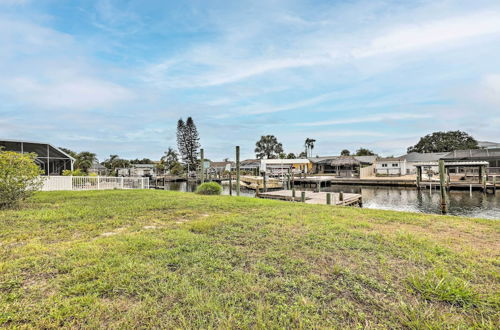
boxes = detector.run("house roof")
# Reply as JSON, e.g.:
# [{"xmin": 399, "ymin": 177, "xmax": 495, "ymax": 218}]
[
  {"xmin": 377, "ymin": 156, "xmax": 405, "ymax": 162},
  {"xmin": 262, "ymin": 159, "xmax": 310, "ymax": 165},
  {"xmin": 402, "ymin": 152, "xmax": 449, "ymax": 162},
  {"xmin": 441, "ymin": 149, "xmax": 500, "ymax": 160},
  {"xmin": 309, "ymin": 155, "xmax": 376, "ymax": 164},
  {"xmin": 210, "ymin": 161, "xmax": 233, "ymax": 167}
]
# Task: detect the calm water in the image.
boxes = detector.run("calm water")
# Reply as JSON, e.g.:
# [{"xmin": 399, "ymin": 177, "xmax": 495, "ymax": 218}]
[{"xmin": 160, "ymin": 182, "xmax": 500, "ymax": 220}]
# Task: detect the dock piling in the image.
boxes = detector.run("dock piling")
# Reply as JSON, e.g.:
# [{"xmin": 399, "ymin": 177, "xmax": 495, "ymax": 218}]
[
  {"xmin": 200, "ymin": 148, "xmax": 204, "ymax": 184},
  {"xmin": 439, "ymin": 160, "xmax": 447, "ymax": 214},
  {"xmin": 236, "ymin": 146, "xmax": 240, "ymax": 196},
  {"xmin": 326, "ymin": 193, "xmax": 331, "ymax": 205},
  {"xmin": 301, "ymin": 191, "xmax": 306, "ymax": 203}
]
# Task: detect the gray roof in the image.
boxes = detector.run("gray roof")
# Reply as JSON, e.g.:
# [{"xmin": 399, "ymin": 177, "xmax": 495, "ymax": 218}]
[
  {"xmin": 441, "ymin": 149, "xmax": 500, "ymax": 160},
  {"xmin": 402, "ymin": 152, "xmax": 449, "ymax": 162},
  {"xmin": 309, "ymin": 155, "xmax": 376, "ymax": 164}
]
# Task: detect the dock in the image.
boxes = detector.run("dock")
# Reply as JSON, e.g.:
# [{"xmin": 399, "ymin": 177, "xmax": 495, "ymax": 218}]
[{"xmin": 258, "ymin": 190, "xmax": 362, "ymax": 206}]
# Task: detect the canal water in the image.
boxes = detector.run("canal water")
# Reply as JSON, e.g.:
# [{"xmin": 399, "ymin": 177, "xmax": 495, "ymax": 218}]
[{"xmin": 161, "ymin": 182, "xmax": 500, "ymax": 220}]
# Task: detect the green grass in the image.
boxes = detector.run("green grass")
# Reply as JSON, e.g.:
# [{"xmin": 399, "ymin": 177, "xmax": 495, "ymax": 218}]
[{"xmin": 0, "ymin": 190, "xmax": 499, "ymax": 328}]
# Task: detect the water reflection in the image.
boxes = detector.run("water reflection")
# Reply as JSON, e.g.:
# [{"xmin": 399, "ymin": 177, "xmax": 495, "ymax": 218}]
[{"xmin": 160, "ymin": 181, "xmax": 500, "ymax": 220}]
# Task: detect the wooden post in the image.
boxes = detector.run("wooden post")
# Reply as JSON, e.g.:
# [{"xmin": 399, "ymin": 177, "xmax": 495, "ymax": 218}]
[
  {"xmin": 301, "ymin": 191, "xmax": 306, "ymax": 203},
  {"xmin": 263, "ymin": 173, "xmax": 267, "ymax": 192},
  {"xmin": 493, "ymin": 176, "xmax": 497, "ymax": 194},
  {"xmin": 326, "ymin": 193, "xmax": 331, "ymax": 205},
  {"xmin": 416, "ymin": 166, "xmax": 421, "ymax": 189},
  {"xmin": 200, "ymin": 149, "xmax": 204, "ymax": 183},
  {"xmin": 292, "ymin": 188, "xmax": 296, "ymax": 200},
  {"xmin": 478, "ymin": 166, "xmax": 482, "ymax": 184},
  {"xmin": 439, "ymin": 160, "xmax": 447, "ymax": 214},
  {"xmin": 483, "ymin": 173, "xmax": 487, "ymax": 193},
  {"xmin": 236, "ymin": 146, "xmax": 240, "ymax": 196},
  {"xmin": 229, "ymin": 174, "xmax": 232, "ymax": 196},
  {"xmin": 339, "ymin": 191, "xmax": 344, "ymax": 202}
]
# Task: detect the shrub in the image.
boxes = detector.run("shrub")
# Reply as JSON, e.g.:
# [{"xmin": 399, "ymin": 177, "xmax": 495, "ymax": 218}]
[
  {"xmin": 195, "ymin": 182, "xmax": 222, "ymax": 195},
  {"xmin": 62, "ymin": 169, "xmax": 85, "ymax": 176},
  {"xmin": 0, "ymin": 150, "xmax": 43, "ymax": 209}
]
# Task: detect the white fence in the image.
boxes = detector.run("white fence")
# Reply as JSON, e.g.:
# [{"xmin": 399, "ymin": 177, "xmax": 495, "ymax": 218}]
[{"xmin": 40, "ymin": 176, "xmax": 150, "ymax": 191}]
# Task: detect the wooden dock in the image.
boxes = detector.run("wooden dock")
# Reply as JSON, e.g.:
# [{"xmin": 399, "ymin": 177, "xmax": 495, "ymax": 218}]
[{"xmin": 258, "ymin": 190, "xmax": 362, "ymax": 206}]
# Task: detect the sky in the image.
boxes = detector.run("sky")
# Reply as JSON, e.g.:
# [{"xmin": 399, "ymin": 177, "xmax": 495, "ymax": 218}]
[{"xmin": 1, "ymin": 0, "xmax": 500, "ymax": 161}]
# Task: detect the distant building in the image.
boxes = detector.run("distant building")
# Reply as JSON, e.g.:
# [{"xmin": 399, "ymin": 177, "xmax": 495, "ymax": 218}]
[
  {"xmin": 0, "ymin": 139, "xmax": 74, "ymax": 175},
  {"xmin": 441, "ymin": 149, "xmax": 500, "ymax": 175},
  {"xmin": 117, "ymin": 164, "xmax": 156, "ymax": 177},
  {"xmin": 239, "ymin": 159, "xmax": 261, "ymax": 172},
  {"xmin": 260, "ymin": 159, "xmax": 311, "ymax": 175},
  {"xmin": 310, "ymin": 155, "xmax": 376, "ymax": 177},
  {"xmin": 401, "ymin": 152, "xmax": 449, "ymax": 174},
  {"xmin": 89, "ymin": 162, "xmax": 108, "ymax": 176},
  {"xmin": 209, "ymin": 161, "xmax": 233, "ymax": 174},
  {"xmin": 374, "ymin": 157, "xmax": 407, "ymax": 176}
]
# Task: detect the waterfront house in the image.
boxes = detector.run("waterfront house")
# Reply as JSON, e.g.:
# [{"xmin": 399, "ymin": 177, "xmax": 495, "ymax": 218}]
[
  {"xmin": 374, "ymin": 157, "xmax": 407, "ymax": 176},
  {"xmin": 401, "ymin": 152, "xmax": 449, "ymax": 174},
  {"xmin": 310, "ymin": 155, "xmax": 376, "ymax": 178},
  {"xmin": 239, "ymin": 159, "xmax": 261, "ymax": 173},
  {"xmin": 209, "ymin": 161, "xmax": 234, "ymax": 174},
  {"xmin": 260, "ymin": 159, "xmax": 311, "ymax": 175},
  {"xmin": 441, "ymin": 148, "xmax": 500, "ymax": 177}
]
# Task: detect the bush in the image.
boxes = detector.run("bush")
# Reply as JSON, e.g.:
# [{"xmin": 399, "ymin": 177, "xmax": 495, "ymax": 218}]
[
  {"xmin": 62, "ymin": 169, "xmax": 85, "ymax": 176},
  {"xmin": 195, "ymin": 182, "xmax": 222, "ymax": 195},
  {"xmin": 0, "ymin": 150, "xmax": 43, "ymax": 209}
]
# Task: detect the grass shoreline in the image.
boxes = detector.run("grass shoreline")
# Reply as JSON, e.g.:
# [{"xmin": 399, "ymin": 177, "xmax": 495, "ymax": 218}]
[{"xmin": 1, "ymin": 190, "xmax": 499, "ymax": 328}]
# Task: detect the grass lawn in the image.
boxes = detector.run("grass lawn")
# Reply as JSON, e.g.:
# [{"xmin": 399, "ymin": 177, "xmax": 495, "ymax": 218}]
[{"xmin": 0, "ymin": 190, "xmax": 499, "ymax": 328}]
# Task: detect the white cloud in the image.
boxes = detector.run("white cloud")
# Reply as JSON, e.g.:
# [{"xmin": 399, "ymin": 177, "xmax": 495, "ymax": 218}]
[
  {"xmin": 297, "ymin": 113, "xmax": 433, "ymax": 127},
  {"xmin": 6, "ymin": 77, "xmax": 134, "ymax": 110},
  {"xmin": 352, "ymin": 11, "xmax": 500, "ymax": 58}
]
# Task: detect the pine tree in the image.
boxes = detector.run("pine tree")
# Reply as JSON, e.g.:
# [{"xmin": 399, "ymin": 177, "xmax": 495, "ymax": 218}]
[
  {"xmin": 176, "ymin": 119, "xmax": 187, "ymax": 164},
  {"xmin": 184, "ymin": 117, "xmax": 200, "ymax": 167},
  {"xmin": 176, "ymin": 117, "xmax": 200, "ymax": 168}
]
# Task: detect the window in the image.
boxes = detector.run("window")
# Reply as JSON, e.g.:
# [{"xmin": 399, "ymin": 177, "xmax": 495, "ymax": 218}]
[
  {"xmin": 382, "ymin": 164, "xmax": 387, "ymax": 167},
  {"xmin": 392, "ymin": 163, "xmax": 398, "ymax": 167}
]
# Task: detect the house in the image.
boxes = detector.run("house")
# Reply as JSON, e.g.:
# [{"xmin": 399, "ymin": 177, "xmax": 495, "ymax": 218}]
[
  {"xmin": 401, "ymin": 152, "xmax": 449, "ymax": 174},
  {"xmin": 209, "ymin": 161, "xmax": 233, "ymax": 174},
  {"xmin": 310, "ymin": 155, "xmax": 376, "ymax": 177},
  {"xmin": 117, "ymin": 164, "xmax": 156, "ymax": 177},
  {"xmin": 374, "ymin": 157, "xmax": 407, "ymax": 176},
  {"xmin": 441, "ymin": 148, "xmax": 500, "ymax": 176},
  {"xmin": 239, "ymin": 159, "xmax": 261, "ymax": 173},
  {"xmin": 89, "ymin": 162, "xmax": 108, "ymax": 176},
  {"xmin": 478, "ymin": 141, "xmax": 500, "ymax": 149},
  {"xmin": 0, "ymin": 139, "xmax": 74, "ymax": 175},
  {"xmin": 260, "ymin": 159, "xmax": 311, "ymax": 175}
]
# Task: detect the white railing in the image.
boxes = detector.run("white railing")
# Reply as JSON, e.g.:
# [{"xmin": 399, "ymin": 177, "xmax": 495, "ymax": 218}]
[{"xmin": 40, "ymin": 176, "xmax": 149, "ymax": 191}]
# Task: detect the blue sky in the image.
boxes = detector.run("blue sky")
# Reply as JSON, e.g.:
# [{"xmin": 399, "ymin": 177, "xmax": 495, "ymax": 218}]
[{"xmin": 1, "ymin": 0, "xmax": 500, "ymax": 161}]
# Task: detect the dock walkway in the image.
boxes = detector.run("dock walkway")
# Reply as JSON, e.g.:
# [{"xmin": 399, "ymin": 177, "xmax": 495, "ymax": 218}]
[{"xmin": 258, "ymin": 190, "xmax": 362, "ymax": 206}]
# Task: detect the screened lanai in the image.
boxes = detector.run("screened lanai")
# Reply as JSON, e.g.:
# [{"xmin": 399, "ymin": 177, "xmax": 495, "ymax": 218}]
[{"xmin": 0, "ymin": 139, "xmax": 74, "ymax": 175}]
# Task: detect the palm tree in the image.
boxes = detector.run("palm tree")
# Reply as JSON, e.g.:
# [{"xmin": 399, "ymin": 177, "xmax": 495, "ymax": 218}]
[
  {"xmin": 255, "ymin": 135, "xmax": 283, "ymax": 159},
  {"xmin": 161, "ymin": 147, "xmax": 179, "ymax": 171},
  {"xmin": 304, "ymin": 138, "xmax": 316, "ymax": 158},
  {"xmin": 75, "ymin": 152, "xmax": 97, "ymax": 174}
]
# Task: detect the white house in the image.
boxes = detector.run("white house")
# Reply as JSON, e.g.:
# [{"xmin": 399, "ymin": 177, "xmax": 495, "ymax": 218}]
[{"xmin": 374, "ymin": 157, "xmax": 407, "ymax": 176}]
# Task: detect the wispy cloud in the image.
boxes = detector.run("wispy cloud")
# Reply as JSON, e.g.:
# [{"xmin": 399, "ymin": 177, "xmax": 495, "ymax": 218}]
[{"xmin": 297, "ymin": 113, "xmax": 433, "ymax": 127}]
